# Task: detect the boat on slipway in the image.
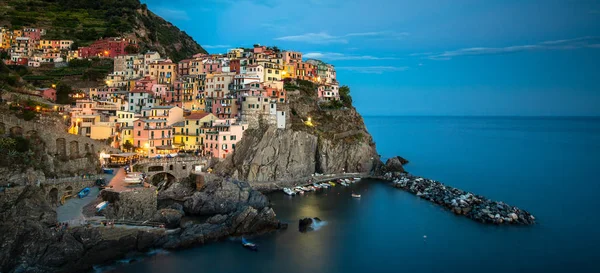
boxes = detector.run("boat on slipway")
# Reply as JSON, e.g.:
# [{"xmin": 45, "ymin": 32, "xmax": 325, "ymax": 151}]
[
  {"xmin": 123, "ymin": 172, "xmax": 143, "ymax": 184},
  {"xmin": 77, "ymin": 187, "xmax": 90, "ymax": 198},
  {"xmin": 283, "ymin": 188, "xmax": 296, "ymax": 195}
]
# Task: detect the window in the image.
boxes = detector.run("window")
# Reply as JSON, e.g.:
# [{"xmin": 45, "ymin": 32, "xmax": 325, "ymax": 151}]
[
  {"xmin": 137, "ymin": 131, "xmax": 140, "ymax": 136},
  {"xmin": 223, "ymin": 136, "xmax": 226, "ymax": 141}
]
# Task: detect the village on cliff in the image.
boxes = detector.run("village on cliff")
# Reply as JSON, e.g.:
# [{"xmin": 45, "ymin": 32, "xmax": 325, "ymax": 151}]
[{"xmin": 1, "ymin": 27, "xmax": 341, "ymax": 159}]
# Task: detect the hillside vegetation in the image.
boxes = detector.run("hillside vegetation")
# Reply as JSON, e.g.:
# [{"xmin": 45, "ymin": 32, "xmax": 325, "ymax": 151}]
[{"xmin": 0, "ymin": 0, "xmax": 206, "ymax": 61}]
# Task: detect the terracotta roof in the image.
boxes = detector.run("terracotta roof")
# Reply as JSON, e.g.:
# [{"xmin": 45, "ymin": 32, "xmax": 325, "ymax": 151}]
[{"xmin": 186, "ymin": 112, "xmax": 211, "ymax": 120}]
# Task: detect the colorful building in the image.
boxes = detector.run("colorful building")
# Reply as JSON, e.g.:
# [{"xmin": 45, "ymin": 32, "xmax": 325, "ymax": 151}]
[{"xmin": 78, "ymin": 37, "xmax": 137, "ymax": 58}]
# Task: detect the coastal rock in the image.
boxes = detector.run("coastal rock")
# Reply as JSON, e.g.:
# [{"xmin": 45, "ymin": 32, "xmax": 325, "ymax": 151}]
[
  {"xmin": 154, "ymin": 209, "xmax": 184, "ymax": 229},
  {"xmin": 385, "ymin": 156, "xmax": 408, "ymax": 173},
  {"xmin": 181, "ymin": 176, "xmax": 269, "ymax": 215},
  {"xmin": 299, "ymin": 218, "xmax": 314, "ymax": 232}
]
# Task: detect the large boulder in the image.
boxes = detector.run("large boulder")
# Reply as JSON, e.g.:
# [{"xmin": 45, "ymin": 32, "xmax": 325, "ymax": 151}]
[
  {"xmin": 153, "ymin": 209, "xmax": 184, "ymax": 229},
  {"xmin": 385, "ymin": 156, "xmax": 409, "ymax": 173},
  {"xmin": 182, "ymin": 176, "xmax": 269, "ymax": 215},
  {"xmin": 298, "ymin": 218, "xmax": 314, "ymax": 232}
]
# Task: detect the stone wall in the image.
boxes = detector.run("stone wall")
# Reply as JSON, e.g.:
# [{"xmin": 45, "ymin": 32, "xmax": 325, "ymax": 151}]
[
  {"xmin": 0, "ymin": 114, "xmax": 120, "ymax": 182},
  {"xmin": 100, "ymin": 188, "xmax": 157, "ymax": 221},
  {"xmin": 135, "ymin": 158, "xmax": 207, "ymax": 181}
]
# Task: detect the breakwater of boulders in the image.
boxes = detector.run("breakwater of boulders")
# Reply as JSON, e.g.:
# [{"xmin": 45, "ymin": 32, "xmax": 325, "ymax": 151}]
[{"xmin": 383, "ymin": 172, "xmax": 536, "ymax": 225}]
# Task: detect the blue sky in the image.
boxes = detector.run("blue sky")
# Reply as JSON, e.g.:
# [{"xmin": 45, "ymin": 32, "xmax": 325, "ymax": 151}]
[{"xmin": 143, "ymin": 0, "xmax": 600, "ymax": 116}]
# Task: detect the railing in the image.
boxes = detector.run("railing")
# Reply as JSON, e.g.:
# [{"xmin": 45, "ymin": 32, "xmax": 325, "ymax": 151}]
[
  {"xmin": 135, "ymin": 156, "xmax": 207, "ymax": 165},
  {"xmin": 43, "ymin": 174, "xmax": 103, "ymax": 185}
]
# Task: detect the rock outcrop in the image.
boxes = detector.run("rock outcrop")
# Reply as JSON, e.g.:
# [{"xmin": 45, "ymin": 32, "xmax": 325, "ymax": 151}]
[
  {"xmin": 214, "ymin": 83, "xmax": 381, "ymax": 189},
  {"xmin": 384, "ymin": 156, "xmax": 409, "ymax": 173},
  {"xmin": 157, "ymin": 174, "xmax": 269, "ymax": 215}
]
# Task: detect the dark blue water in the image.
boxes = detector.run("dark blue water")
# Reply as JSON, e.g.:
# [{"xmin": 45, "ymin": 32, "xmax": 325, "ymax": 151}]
[{"xmin": 109, "ymin": 116, "xmax": 600, "ymax": 273}]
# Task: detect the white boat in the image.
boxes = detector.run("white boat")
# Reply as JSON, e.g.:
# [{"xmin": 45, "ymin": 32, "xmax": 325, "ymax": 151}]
[
  {"xmin": 301, "ymin": 186, "xmax": 310, "ymax": 192},
  {"xmin": 344, "ymin": 179, "xmax": 351, "ymax": 183},
  {"xmin": 123, "ymin": 172, "xmax": 143, "ymax": 184},
  {"xmin": 283, "ymin": 188, "xmax": 295, "ymax": 195},
  {"xmin": 320, "ymin": 183, "xmax": 330, "ymax": 188},
  {"xmin": 294, "ymin": 187, "xmax": 305, "ymax": 194},
  {"xmin": 313, "ymin": 183, "xmax": 321, "ymax": 189},
  {"xmin": 340, "ymin": 182, "xmax": 348, "ymax": 186},
  {"xmin": 354, "ymin": 178, "xmax": 361, "ymax": 181},
  {"xmin": 352, "ymin": 194, "xmax": 361, "ymax": 198}
]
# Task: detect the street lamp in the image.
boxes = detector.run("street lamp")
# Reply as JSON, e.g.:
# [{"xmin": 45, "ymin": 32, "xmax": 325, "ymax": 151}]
[{"xmin": 144, "ymin": 143, "xmax": 150, "ymax": 158}]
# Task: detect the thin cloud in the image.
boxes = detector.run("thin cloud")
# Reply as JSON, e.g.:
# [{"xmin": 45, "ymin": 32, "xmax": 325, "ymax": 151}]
[
  {"xmin": 336, "ymin": 66, "xmax": 409, "ymax": 74},
  {"xmin": 304, "ymin": 52, "xmax": 399, "ymax": 60},
  {"xmin": 274, "ymin": 31, "xmax": 408, "ymax": 44},
  {"xmin": 154, "ymin": 8, "xmax": 190, "ymax": 21},
  {"xmin": 418, "ymin": 36, "xmax": 600, "ymax": 60},
  {"xmin": 275, "ymin": 32, "xmax": 348, "ymax": 44},
  {"xmin": 203, "ymin": 45, "xmax": 233, "ymax": 49}
]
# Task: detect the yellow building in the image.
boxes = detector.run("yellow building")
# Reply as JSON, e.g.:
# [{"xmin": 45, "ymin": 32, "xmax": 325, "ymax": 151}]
[
  {"xmin": 227, "ymin": 48, "xmax": 244, "ymax": 59},
  {"xmin": 177, "ymin": 112, "xmax": 217, "ymax": 151},
  {"xmin": 148, "ymin": 60, "xmax": 177, "ymax": 84},
  {"xmin": 283, "ymin": 64, "xmax": 295, "ymax": 79}
]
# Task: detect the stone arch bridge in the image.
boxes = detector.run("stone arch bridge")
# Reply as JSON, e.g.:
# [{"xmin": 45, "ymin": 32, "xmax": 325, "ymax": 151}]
[{"xmin": 134, "ymin": 157, "xmax": 208, "ymax": 182}]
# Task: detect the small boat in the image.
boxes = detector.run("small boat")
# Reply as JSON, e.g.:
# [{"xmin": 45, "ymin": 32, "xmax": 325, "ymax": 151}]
[
  {"xmin": 340, "ymin": 182, "xmax": 348, "ymax": 186},
  {"xmin": 344, "ymin": 179, "xmax": 351, "ymax": 183},
  {"xmin": 294, "ymin": 187, "xmax": 304, "ymax": 194},
  {"xmin": 307, "ymin": 186, "xmax": 316, "ymax": 191},
  {"xmin": 242, "ymin": 237, "xmax": 258, "ymax": 251},
  {"xmin": 102, "ymin": 168, "xmax": 114, "ymax": 174},
  {"xmin": 96, "ymin": 201, "xmax": 108, "ymax": 212},
  {"xmin": 328, "ymin": 181, "xmax": 336, "ymax": 186},
  {"xmin": 352, "ymin": 194, "xmax": 361, "ymax": 198},
  {"xmin": 301, "ymin": 186, "xmax": 310, "ymax": 192},
  {"xmin": 77, "ymin": 187, "xmax": 90, "ymax": 198},
  {"xmin": 123, "ymin": 172, "xmax": 143, "ymax": 184},
  {"xmin": 313, "ymin": 183, "xmax": 321, "ymax": 189},
  {"xmin": 354, "ymin": 178, "xmax": 361, "ymax": 181},
  {"xmin": 320, "ymin": 183, "xmax": 330, "ymax": 188},
  {"xmin": 283, "ymin": 188, "xmax": 295, "ymax": 196}
]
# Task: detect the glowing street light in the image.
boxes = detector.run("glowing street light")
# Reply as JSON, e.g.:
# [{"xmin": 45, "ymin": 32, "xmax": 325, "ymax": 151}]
[{"xmin": 35, "ymin": 106, "xmax": 41, "ymax": 111}]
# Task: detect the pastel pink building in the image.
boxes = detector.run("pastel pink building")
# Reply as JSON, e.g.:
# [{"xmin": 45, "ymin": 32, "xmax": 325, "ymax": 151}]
[
  {"xmin": 37, "ymin": 88, "xmax": 56, "ymax": 101},
  {"xmin": 133, "ymin": 119, "xmax": 173, "ymax": 157},
  {"xmin": 23, "ymin": 28, "xmax": 42, "ymax": 43},
  {"xmin": 211, "ymin": 97, "xmax": 239, "ymax": 119},
  {"xmin": 204, "ymin": 119, "xmax": 247, "ymax": 159},
  {"xmin": 203, "ymin": 61, "xmax": 222, "ymax": 73},
  {"xmin": 317, "ymin": 84, "xmax": 340, "ymax": 101},
  {"xmin": 135, "ymin": 77, "xmax": 157, "ymax": 92}
]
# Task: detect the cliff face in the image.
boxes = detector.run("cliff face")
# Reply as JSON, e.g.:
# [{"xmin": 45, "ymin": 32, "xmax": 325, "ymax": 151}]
[{"xmin": 214, "ymin": 82, "xmax": 381, "ymax": 187}]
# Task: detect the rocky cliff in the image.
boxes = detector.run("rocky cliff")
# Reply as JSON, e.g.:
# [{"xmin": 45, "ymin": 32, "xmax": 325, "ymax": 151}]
[{"xmin": 214, "ymin": 81, "xmax": 381, "ymax": 188}]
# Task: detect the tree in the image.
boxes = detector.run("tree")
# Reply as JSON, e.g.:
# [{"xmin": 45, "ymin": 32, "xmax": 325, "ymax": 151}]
[
  {"xmin": 122, "ymin": 140, "xmax": 134, "ymax": 152},
  {"xmin": 55, "ymin": 82, "xmax": 73, "ymax": 104},
  {"xmin": 124, "ymin": 44, "xmax": 139, "ymax": 54},
  {"xmin": 339, "ymin": 85, "xmax": 352, "ymax": 107}
]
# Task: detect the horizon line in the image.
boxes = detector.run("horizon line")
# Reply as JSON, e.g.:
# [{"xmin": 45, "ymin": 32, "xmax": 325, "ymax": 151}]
[{"xmin": 361, "ymin": 115, "xmax": 600, "ymax": 118}]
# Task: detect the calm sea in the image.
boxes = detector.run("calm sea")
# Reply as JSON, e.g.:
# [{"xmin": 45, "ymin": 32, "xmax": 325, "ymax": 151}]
[{"xmin": 107, "ymin": 116, "xmax": 600, "ymax": 273}]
